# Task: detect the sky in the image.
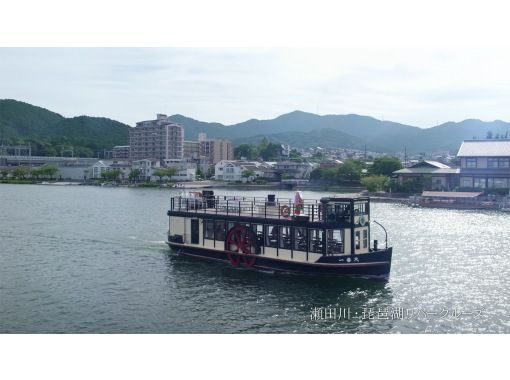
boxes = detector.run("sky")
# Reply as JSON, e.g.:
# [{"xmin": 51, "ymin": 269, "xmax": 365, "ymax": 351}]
[{"xmin": 1, "ymin": 47, "xmax": 510, "ymax": 128}]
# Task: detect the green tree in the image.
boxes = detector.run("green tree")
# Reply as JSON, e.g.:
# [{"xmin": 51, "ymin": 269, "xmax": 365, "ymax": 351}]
[
  {"xmin": 206, "ymin": 166, "xmax": 215, "ymax": 179},
  {"xmin": 310, "ymin": 167, "xmax": 337, "ymax": 181},
  {"xmin": 12, "ymin": 167, "xmax": 29, "ymax": 180},
  {"xmin": 100, "ymin": 169, "xmax": 121, "ymax": 181},
  {"xmin": 30, "ymin": 166, "xmax": 44, "ymax": 179},
  {"xmin": 234, "ymin": 144, "xmax": 258, "ymax": 160},
  {"xmin": 129, "ymin": 169, "xmax": 141, "ymax": 182},
  {"xmin": 109, "ymin": 169, "xmax": 122, "ymax": 181},
  {"xmin": 153, "ymin": 167, "xmax": 178, "ymax": 182},
  {"xmin": 370, "ymin": 156, "xmax": 402, "ymax": 176},
  {"xmin": 395, "ymin": 176, "xmax": 432, "ymax": 193},
  {"xmin": 1, "ymin": 169, "xmax": 10, "ymax": 179},
  {"xmin": 258, "ymin": 142, "xmax": 282, "ymax": 161},
  {"xmin": 153, "ymin": 168, "xmax": 167, "ymax": 182},
  {"xmin": 242, "ymin": 169, "xmax": 255, "ymax": 180},
  {"xmin": 336, "ymin": 160, "xmax": 363, "ymax": 182},
  {"xmin": 165, "ymin": 167, "xmax": 178, "ymax": 180},
  {"xmin": 41, "ymin": 165, "xmax": 58, "ymax": 179},
  {"xmin": 361, "ymin": 175, "xmax": 390, "ymax": 192}
]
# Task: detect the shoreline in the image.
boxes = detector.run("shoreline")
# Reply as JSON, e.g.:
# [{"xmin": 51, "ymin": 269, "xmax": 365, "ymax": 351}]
[{"xmin": 0, "ymin": 179, "xmax": 411, "ymax": 204}]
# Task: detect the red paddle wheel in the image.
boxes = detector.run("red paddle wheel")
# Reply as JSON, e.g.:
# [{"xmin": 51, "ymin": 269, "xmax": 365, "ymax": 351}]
[{"xmin": 225, "ymin": 225, "xmax": 257, "ymax": 267}]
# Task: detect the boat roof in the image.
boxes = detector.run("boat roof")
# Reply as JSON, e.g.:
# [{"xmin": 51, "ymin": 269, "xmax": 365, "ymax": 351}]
[
  {"xmin": 421, "ymin": 191, "xmax": 483, "ymax": 198},
  {"xmin": 323, "ymin": 195, "xmax": 369, "ymax": 202}
]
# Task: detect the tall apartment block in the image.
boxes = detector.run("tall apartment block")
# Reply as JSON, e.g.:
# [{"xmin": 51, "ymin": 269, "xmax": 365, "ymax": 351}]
[
  {"xmin": 183, "ymin": 140, "xmax": 200, "ymax": 160},
  {"xmin": 129, "ymin": 114, "xmax": 184, "ymax": 160},
  {"xmin": 200, "ymin": 137, "xmax": 234, "ymax": 165}
]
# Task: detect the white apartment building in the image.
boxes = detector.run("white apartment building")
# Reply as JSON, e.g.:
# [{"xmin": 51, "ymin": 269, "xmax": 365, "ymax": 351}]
[
  {"xmin": 132, "ymin": 159, "xmax": 158, "ymax": 181},
  {"xmin": 215, "ymin": 160, "xmax": 275, "ymax": 182},
  {"xmin": 129, "ymin": 114, "xmax": 184, "ymax": 161},
  {"xmin": 274, "ymin": 161, "xmax": 316, "ymax": 179},
  {"xmin": 162, "ymin": 159, "xmax": 197, "ymax": 181}
]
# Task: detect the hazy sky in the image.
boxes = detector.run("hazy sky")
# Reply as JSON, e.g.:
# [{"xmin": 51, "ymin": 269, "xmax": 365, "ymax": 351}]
[{"xmin": 1, "ymin": 48, "xmax": 510, "ymax": 127}]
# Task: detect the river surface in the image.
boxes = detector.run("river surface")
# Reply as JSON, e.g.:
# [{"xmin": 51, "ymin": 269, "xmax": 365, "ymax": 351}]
[{"xmin": 0, "ymin": 184, "xmax": 509, "ymax": 333}]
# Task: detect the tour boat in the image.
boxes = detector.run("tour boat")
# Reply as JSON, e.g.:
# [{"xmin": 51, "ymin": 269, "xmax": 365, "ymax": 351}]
[{"xmin": 166, "ymin": 191, "xmax": 393, "ymax": 278}]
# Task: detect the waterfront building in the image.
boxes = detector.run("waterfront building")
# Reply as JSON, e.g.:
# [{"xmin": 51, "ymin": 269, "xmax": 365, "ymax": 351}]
[
  {"xmin": 200, "ymin": 136, "xmax": 234, "ymax": 165},
  {"xmin": 457, "ymin": 139, "xmax": 510, "ymax": 191},
  {"xmin": 88, "ymin": 160, "xmax": 112, "ymax": 179},
  {"xmin": 162, "ymin": 159, "xmax": 197, "ymax": 181},
  {"xmin": 112, "ymin": 145, "xmax": 130, "ymax": 160},
  {"xmin": 215, "ymin": 160, "xmax": 276, "ymax": 182},
  {"xmin": 392, "ymin": 160, "xmax": 460, "ymax": 191},
  {"xmin": 129, "ymin": 114, "xmax": 184, "ymax": 161},
  {"xmin": 183, "ymin": 134, "xmax": 233, "ymax": 175},
  {"xmin": 132, "ymin": 159, "xmax": 158, "ymax": 181},
  {"xmin": 183, "ymin": 141, "xmax": 200, "ymax": 160},
  {"xmin": 274, "ymin": 161, "xmax": 316, "ymax": 179}
]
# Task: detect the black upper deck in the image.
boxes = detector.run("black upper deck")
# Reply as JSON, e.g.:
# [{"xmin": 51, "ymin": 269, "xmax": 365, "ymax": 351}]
[{"xmin": 168, "ymin": 191, "xmax": 370, "ymax": 228}]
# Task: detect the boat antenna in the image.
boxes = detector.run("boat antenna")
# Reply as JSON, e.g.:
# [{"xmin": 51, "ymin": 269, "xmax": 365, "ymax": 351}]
[{"xmin": 371, "ymin": 220, "xmax": 388, "ymax": 249}]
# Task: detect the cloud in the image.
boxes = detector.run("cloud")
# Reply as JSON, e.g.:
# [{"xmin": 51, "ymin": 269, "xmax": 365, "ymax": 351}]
[{"xmin": 0, "ymin": 48, "xmax": 509, "ymax": 127}]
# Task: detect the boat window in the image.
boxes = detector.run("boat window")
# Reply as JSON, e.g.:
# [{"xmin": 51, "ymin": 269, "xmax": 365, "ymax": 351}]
[
  {"xmin": 265, "ymin": 225, "xmax": 278, "ymax": 248},
  {"xmin": 354, "ymin": 202, "xmax": 367, "ymax": 215},
  {"xmin": 363, "ymin": 229, "xmax": 368, "ymax": 249},
  {"xmin": 355, "ymin": 231, "xmax": 361, "ymax": 250},
  {"xmin": 309, "ymin": 229, "xmax": 323, "ymax": 253},
  {"xmin": 333, "ymin": 203, "xmax": 351, "ymax": 221},
  {"xmin": 327, "ymin": 229, "xmax": 344, "ymax": 254},
  {"xmin": 294, "ymin": 227, "xmax": 307, "ymax": 251},
  {"xmin": 204, "ymin": 220, "xmax": 215, "ymax": 239},
  {"xmin": 251, "ymin": 224, "xmax": 264, "ymax": 239},
  {"xmin": 279, "ymin": 226, "xmax": 291, "ymax": 249},
  {"xmin": 215, "ymin": 221, "xmax": 225, "ymax": 241},
  {"xmin": 227, "ymin": 221, "xmax": 237, "ymax": 232}
]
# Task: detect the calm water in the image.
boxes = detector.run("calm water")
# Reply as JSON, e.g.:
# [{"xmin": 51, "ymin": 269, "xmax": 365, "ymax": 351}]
[{"xmin": 0, "ymin": 184, "xmax": 509, "ymax": 333}]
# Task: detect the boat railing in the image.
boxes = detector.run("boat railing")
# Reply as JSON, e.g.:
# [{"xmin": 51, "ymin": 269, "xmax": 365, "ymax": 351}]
[{"xmin": 170, "ymin": 195, "xmax": 324, "ymax": 221}]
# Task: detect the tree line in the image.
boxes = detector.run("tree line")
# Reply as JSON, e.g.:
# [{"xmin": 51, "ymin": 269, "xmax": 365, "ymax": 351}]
[
  {"xmin": 310, "ymin": 156, "xmax": 403, "ymax": 191},
  {"xmin": 1, "ymin": 165, "xmax": 59, "ymax": 181}
]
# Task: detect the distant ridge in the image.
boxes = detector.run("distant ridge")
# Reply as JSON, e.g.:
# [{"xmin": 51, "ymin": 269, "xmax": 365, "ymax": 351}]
[
  {"xmin": 2, "ymin": 98, "xmax": 510, "ymax": 156},
  {"xmin": 169, "ymin": 111, "xmax": 510, "ymax": 153}
]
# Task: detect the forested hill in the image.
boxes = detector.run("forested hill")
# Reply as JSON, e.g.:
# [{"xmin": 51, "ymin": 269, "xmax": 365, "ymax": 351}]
[
  {"xmin": 0, "ymin": 99, "xmax": 130, "ymax": 157},
  {"xmin": 170, "ymin": 111, "xmax": 510, "ymax": 153},
  {"xmin": 2, "ymin": 99, "xmax": 509, "ymax": 156}
]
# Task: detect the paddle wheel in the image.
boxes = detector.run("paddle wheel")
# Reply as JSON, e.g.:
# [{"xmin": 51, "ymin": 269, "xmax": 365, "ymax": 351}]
[{"xmin": 225, "ymin": 225, "xmax": 257, "ymax": 267}]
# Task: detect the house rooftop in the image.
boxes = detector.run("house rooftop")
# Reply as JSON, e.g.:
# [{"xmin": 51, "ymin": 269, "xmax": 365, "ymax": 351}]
[
  {"xmin": 457, "ymin": 139, "xmax": 510, "ymax": 157},
  {"xmin": 419, "ymin": 160, "xmax": 450, "ymax": 169},
  {"xmin": 393, "ymin": 167, "xmax": 459, "ymax": 175}
]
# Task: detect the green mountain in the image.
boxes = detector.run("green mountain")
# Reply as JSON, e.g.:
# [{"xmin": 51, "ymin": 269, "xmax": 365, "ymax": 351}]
[
  {"xmin": 2, "ymin": 99, "xmax": 510, "ymax": 156},
  {"xmin": 169, "ymin": 111, "xmax": 510, "ymax": 153},
  {"xmin": 233, "ymin": 128, "xmax": 388, "ymax": 152},
  {"xmin": 0, "ymin": 99, "xmax": 130, "ymax": 157}
]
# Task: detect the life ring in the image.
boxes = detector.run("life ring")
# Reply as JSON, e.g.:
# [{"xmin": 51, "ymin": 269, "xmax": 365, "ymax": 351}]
[
  {"xmin": 359, "ymin": 215, "xmax": 366, "ymax": 226},
  {"xmin": 280, "ymin": 205, "xmax": 291, "ymax": 218}
]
